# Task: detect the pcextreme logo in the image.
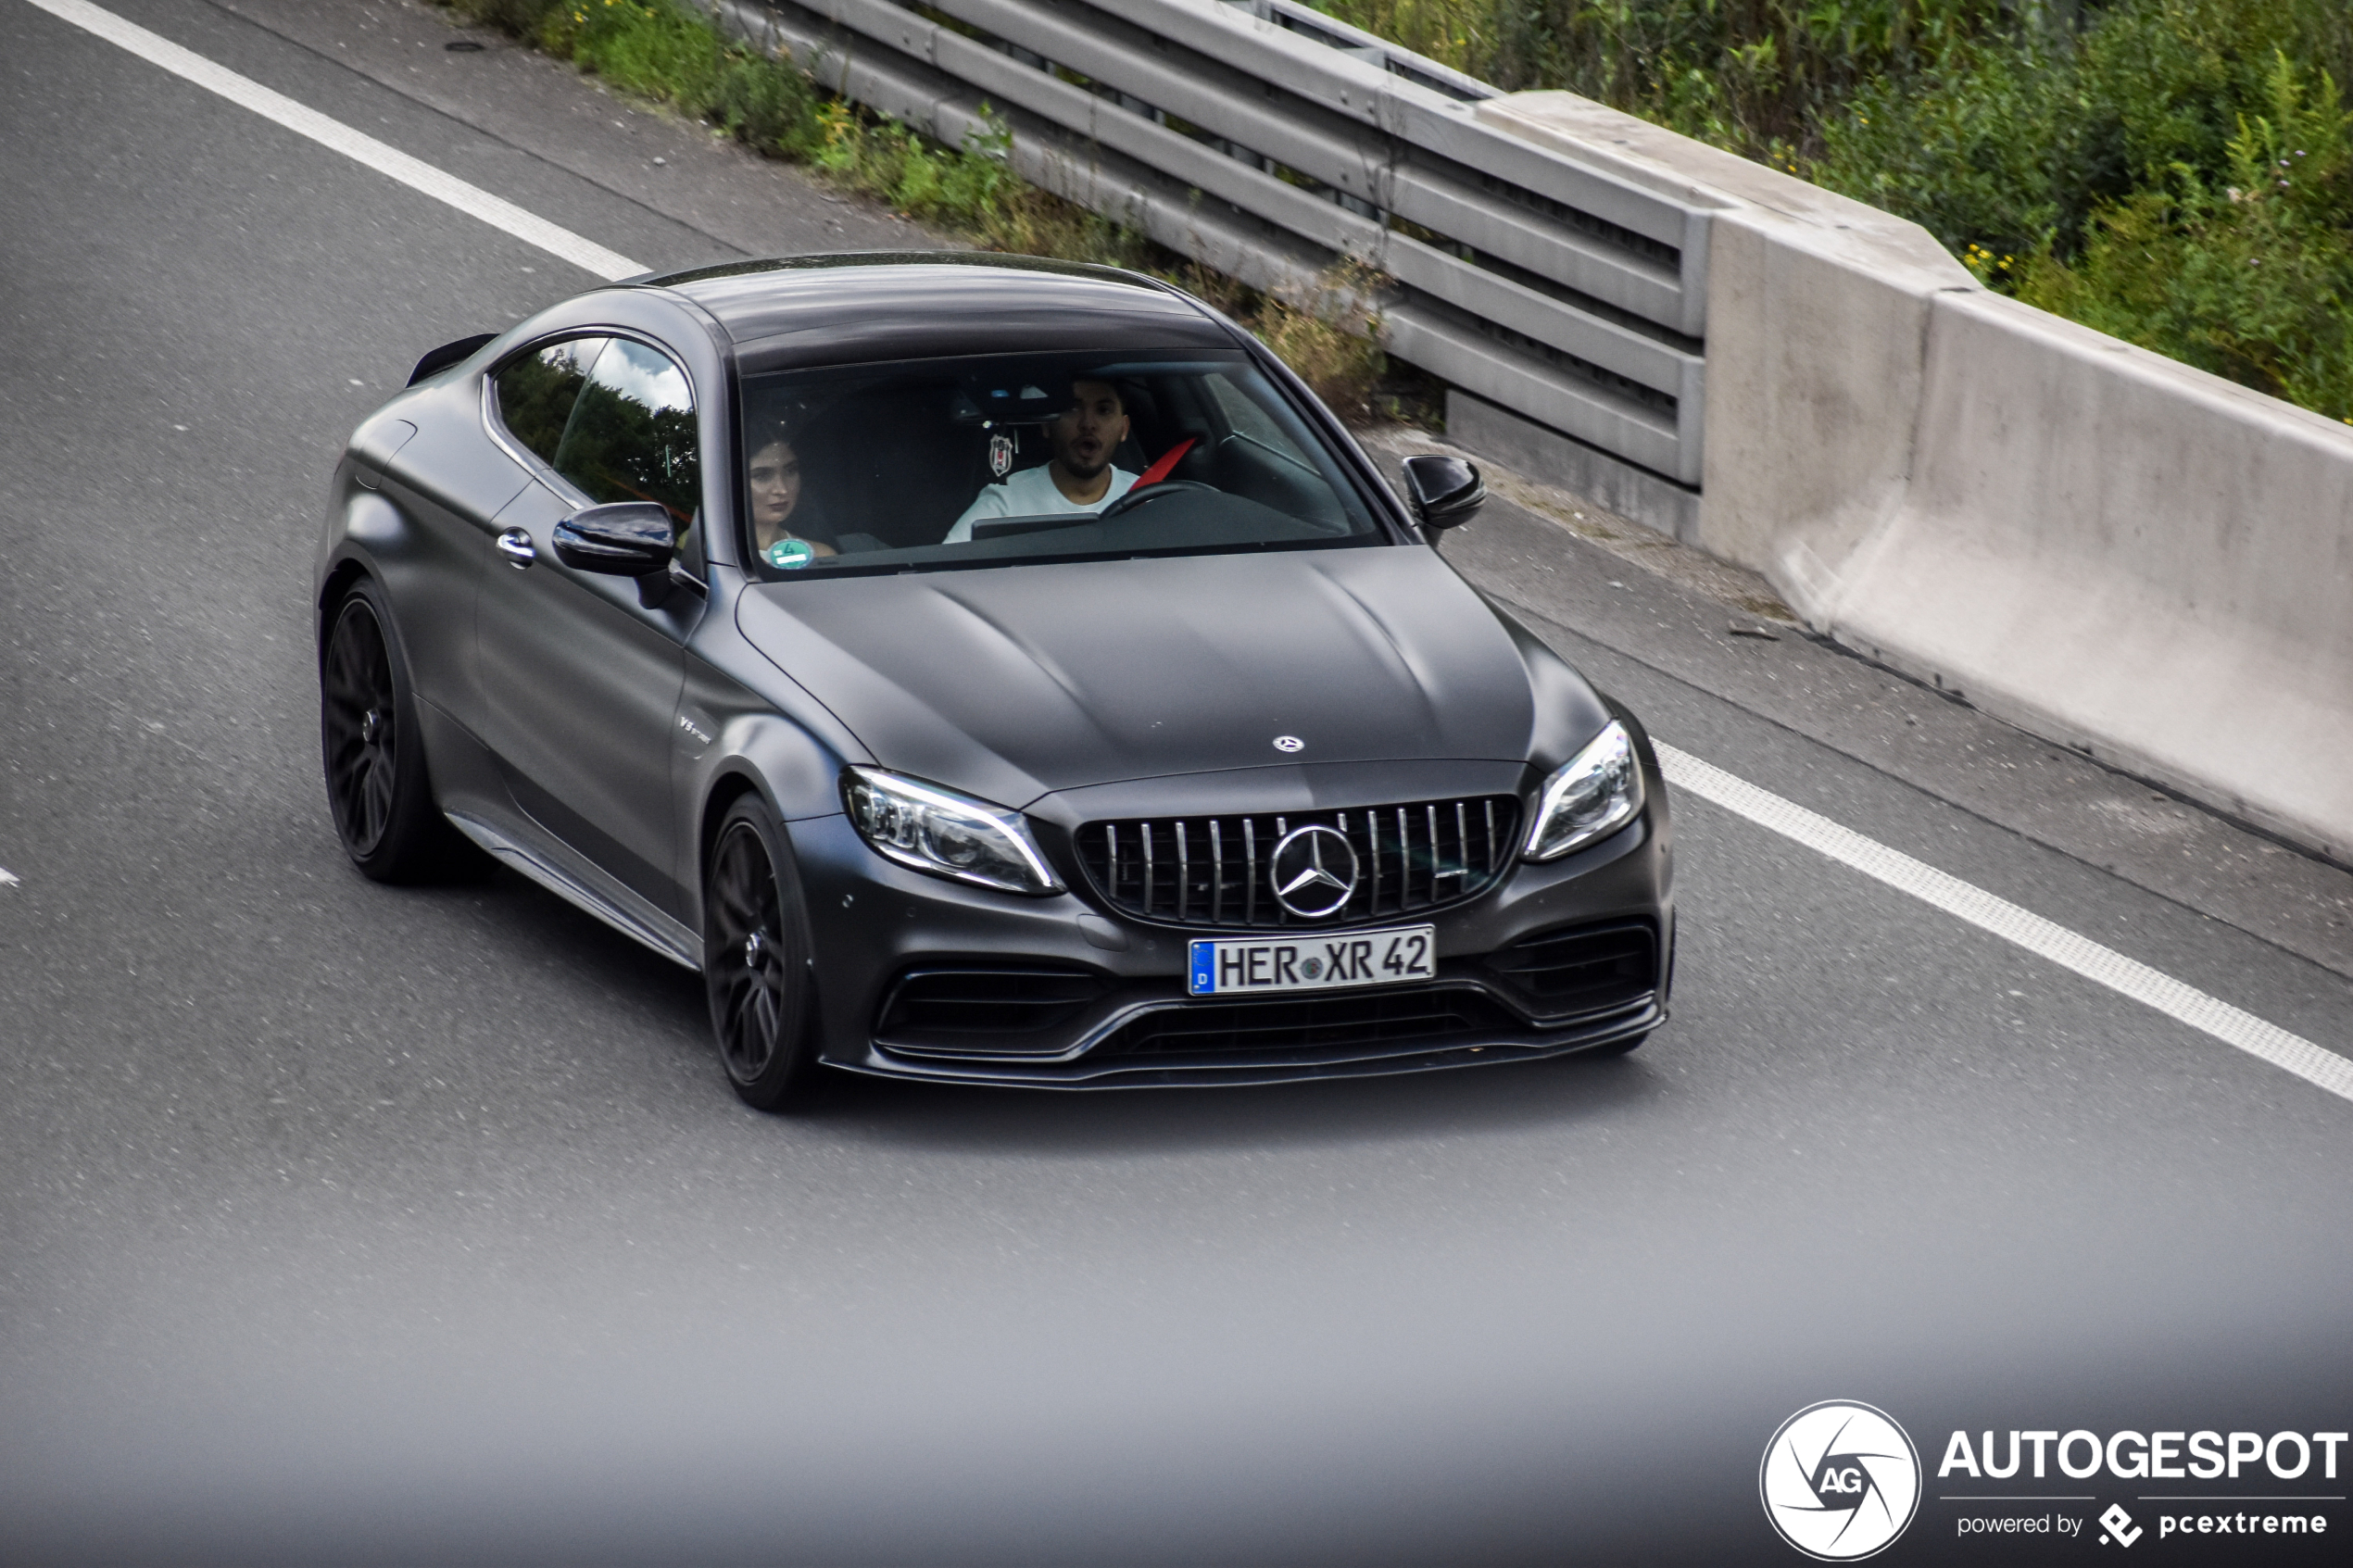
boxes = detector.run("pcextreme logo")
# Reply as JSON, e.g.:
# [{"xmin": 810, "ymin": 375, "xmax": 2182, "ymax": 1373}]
[{"xmin": 1762, "ymin": 1400, "xmax": 1924, "ymax": 1561}]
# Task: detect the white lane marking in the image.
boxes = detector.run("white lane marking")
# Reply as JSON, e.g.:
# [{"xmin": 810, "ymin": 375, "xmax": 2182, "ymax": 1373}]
[
  {"xmin": 21, "ymin": 0, "xmax": 645, "ymax": 282},
  {"xmin": 1657, "ymin": 744, "xmax": 2353, "ymax": 1105},
  {"xmin": 16, "ymin": 5, "xmax": 2346, "ymax": 1110},
  {"xmin": 0, "ymin": 868, "xmax": 19, "ymax": 887}
]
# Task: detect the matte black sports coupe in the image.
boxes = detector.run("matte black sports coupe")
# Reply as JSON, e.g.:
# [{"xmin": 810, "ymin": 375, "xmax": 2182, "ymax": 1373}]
[{"xmin": 315, "ymin": 254, "xmax": 1673, "ymax": 1107}]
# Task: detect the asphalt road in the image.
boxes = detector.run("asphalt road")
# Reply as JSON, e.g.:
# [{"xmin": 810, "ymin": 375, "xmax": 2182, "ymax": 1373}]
[{"xmin": 3, "ymin": 3, "xmax": 2349, "ymax": 1563}]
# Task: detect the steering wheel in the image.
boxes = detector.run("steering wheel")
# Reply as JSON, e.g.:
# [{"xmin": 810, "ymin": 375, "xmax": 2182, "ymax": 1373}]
[{"xmin": 1096, "ymin": 479, "xmax": 1215, "ymax": 521}]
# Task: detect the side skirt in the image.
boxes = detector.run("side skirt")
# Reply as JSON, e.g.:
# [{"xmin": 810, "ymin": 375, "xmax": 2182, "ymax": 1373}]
[{"xmin": 446, "ymin": 810, "xmax": 702, "ymax": 972}]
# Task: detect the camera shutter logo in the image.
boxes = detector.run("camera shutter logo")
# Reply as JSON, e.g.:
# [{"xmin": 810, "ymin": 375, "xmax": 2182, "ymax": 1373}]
[{"xmin": 1760, "ymin": 1401, "xmax": 1921, "ymax": 1561}]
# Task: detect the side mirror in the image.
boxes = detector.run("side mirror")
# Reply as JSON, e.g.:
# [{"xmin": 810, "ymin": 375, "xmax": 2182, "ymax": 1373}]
[
  {"xmin": 552, "ymin": 502, "xmax": 675, "ymax": 576},
  {"xmin": 408, "ymin": 332, "xmax": 497, "ymax": 386},
  {"xmin": 1402, "ymin": 454, "xmax": 1485, "ymax": 532}
]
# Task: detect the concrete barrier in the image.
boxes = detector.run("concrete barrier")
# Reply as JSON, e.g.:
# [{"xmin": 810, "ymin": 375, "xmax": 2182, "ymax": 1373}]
[{"xmin": 1481, "ymin": 92, "xmax": 2353, "ymax": 866}]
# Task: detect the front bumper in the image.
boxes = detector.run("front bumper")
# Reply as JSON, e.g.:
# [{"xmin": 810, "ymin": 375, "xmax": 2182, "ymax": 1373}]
[
  {"xmin": 790, "ymin": 771, "xmax": 1675, "ymax": 1085},
  {"xmin": 788, "ymin": 792, "xmax": 1672, "ymax": 1089},
  {"xmin": 843, "ymin": 989, "xmax": 1663, "ymax": 1088}
]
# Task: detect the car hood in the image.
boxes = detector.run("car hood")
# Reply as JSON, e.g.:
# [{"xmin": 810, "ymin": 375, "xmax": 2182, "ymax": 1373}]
[{"xmin": 736, "ymin": 546, "xmax": 1589, "ymax": 807}]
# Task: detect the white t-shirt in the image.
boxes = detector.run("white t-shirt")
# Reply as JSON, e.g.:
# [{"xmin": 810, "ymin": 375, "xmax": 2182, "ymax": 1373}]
[{"xmin": 944, "ymin": 462, "xmax": 1137, "ymax": 543}]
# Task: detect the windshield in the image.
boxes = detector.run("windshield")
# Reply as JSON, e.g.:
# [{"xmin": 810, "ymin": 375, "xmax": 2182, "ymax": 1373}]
[{"xmin": 735, "ymin": 350, "xmax": 1387, "ymax": 577}]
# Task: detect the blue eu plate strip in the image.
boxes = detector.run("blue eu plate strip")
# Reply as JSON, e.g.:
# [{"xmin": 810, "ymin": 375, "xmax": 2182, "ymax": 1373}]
[{"xmin": 1188, "ymin": 940, "xmax": 1214, "ymax": 996}]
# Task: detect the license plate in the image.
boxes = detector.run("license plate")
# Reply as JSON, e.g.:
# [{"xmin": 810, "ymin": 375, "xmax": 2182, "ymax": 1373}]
[{"xmin": 1187, "ymin": 925, "xmax": 1436, "ymax": 997}]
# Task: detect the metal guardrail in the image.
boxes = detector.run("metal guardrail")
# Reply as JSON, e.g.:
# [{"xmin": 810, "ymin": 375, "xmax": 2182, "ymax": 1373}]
[{"xmin": 710, "ymin": 0, "xmax": 1711, "ymax": 487}]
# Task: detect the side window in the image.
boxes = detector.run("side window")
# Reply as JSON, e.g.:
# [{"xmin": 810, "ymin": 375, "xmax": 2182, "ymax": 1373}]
[
  {"xmin": 552, "ymin": 339, "xmax": 700, "ymax": 526},
  {"xmin": 493, "ymin": 337, "xmax": 608, "ymax": 466}
]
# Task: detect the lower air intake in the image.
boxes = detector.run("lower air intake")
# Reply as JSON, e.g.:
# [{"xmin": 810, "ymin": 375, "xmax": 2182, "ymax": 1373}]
[
  {"xmin": 1484, "ymin": 921, "xmax": 1656, "ymax": 1018},
  {"xmin": 876, "ymin": 967, "xmax": 1108, "ymax": 1050}
]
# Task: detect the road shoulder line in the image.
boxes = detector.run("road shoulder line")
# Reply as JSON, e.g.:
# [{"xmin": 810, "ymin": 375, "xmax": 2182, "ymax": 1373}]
[
  {"xmin": 22, "ymin": 0, "xmax": 644, "ymax": 281},
  {"xmin": 1661, "ymin": 743, "xmax": 2353, "ymax": 1105}
]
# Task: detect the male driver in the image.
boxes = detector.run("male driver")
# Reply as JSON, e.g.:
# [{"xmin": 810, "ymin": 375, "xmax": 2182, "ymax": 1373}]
[{"xmin": 944, "ymin": 378, "xmax": 1135, "ymax": 543}]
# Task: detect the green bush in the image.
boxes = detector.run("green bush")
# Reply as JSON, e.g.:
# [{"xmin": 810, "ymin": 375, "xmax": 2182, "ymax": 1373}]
[
  {"xmin": 1319, "ymin": 0, "xmax": 2353, "ymax": 420},
  {"xmin": 2015, "ymin": 53, "xmax": 2353, "ymax": 417},
  {"xmin": 1809, "ymin": 0, "xmax": 2352, "ymax": 258},
  {"xmin": 1315, "ymin": 0, "xmax": 2028, "ymax": 152}
]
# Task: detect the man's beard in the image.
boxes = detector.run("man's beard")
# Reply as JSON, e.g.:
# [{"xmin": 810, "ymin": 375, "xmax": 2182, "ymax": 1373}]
[{"xmin": 1056, "ymin": 444, "xmax": 1109, "ymax": 481}]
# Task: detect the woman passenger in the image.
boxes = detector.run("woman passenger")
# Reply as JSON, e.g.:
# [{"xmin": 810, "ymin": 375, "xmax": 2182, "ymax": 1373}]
[{"xmin": 747, "ymin": 430, "xmax": 836, "ymax": 570}]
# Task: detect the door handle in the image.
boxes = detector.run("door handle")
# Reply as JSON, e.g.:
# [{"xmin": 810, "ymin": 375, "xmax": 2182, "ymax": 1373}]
[{"xmin": 495, "ymin": 528, "xmax": 536, "ymax": 568}]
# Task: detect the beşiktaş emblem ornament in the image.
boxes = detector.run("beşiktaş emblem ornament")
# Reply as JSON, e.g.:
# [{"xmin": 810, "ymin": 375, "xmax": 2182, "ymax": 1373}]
[
  {"xmin": 1760, "ymin": 1401, "xmax": 1921, "ymax": 1561},
  {"xmin": 988, "ymin": 431, "xmax": 1015, "ymax": 477}
]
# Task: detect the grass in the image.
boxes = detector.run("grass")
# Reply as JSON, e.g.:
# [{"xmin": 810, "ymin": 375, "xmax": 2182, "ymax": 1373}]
[
  {"xmin": 1315, "ymin": 0, "xmax": 2353, "ymax": 423},
  {"xmin": 439, "ymin": 0, "xmax": 1403, "ymax": 420}
]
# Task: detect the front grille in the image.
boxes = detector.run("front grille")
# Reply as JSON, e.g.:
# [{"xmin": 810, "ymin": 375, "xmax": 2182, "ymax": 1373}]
[
  {"xmin": 1484, "ymin": 922, "xmax": 1656, "ymax": 1018},
  {"xmin": 875, "ymin": 967, "xmax": 1108, "ymax": 1043},
  {"xmin": 1074, "ymin": 796, "xmax": 1519, "ymax": 929},
  {"xmin": 1092, "ymin": 986, "xmax": 1521, "ymax": 1058}
]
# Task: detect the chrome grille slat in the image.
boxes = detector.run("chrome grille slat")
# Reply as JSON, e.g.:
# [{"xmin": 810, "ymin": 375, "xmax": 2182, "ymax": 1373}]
[
  {"xmin": 1335, "ymin": 811, "xmax": 1355, "ymax": 920},
  {"xmin": 1208, "ymin": 820, "xmax": 1224, "ymax": 923},
  {"xmin": 1390, "ymin": 809, "xmax": 1403, "ymax": 912},
  {"xmin": 1273, "ymin": 817, "xmax": 1289, "ymax": 927},
  {"xmin": 1075, "ymin": 796, "xmax": 1520, "ymax": 931},
  {"xmin": 1242, "ymin": 820, "xmax": 1257, "ymax": 924},
  {"xmin": 1140, "ymin": 822, "xmax": 1154, "ymax": 918},
  {"xmin": 1176, "ymin": 821, "xmax": 1190, "ymax": 921}
]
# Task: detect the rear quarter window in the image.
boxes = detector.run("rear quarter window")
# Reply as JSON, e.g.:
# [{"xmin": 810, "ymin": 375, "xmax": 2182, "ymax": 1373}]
[{"xmin": 492, "ymin": 336, "xmax": 608, "ymax": 466}]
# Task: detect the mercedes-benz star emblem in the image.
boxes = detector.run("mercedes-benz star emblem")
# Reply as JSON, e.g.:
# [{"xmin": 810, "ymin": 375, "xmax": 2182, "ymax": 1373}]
[
  {"xmin": 1272, "ymin": 734, "xmax": 1304, "ymax": 753},
  {"xmin": 1268, "ymin": 824, "xmax": 1359, "ymax": 919}
]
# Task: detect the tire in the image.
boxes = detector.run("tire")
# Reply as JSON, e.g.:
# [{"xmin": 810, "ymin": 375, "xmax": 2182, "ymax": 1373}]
[
  {"xmin": 702, "ymin": 796, "xmax": 827, "ymax": 1111},
  {"xmin": 319, "ymin": 580, "xmax": 470, "ymax": 884}
]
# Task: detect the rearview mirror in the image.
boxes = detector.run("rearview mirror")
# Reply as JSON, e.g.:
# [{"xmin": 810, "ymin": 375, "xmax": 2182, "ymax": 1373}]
[
  {"xmin": 1401, "ymin": 454, "xmax": 1485, "ymax": 532},
  {"xmin": 552, "ymin": 502, "xmax": 675, "ymax": 576}
]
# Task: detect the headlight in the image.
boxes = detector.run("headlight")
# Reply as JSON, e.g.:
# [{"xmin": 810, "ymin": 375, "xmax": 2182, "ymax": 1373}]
[
  {"xmin": 1523, "ymin": 720, "xmax": 1644, "ymax": 862},
  {"xmin": 843, "ymin": 767, "xmax": 1064, "ymax": 895}
]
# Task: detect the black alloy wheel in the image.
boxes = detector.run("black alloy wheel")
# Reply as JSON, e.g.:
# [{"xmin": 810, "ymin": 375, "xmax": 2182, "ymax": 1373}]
[
  {"xmin": 703, "ymin": 796, "xmax": 824, "ymax": 1110},
  {"xmin": 319, "ymin": 581, "xmax": 468, "ymax": 883}
]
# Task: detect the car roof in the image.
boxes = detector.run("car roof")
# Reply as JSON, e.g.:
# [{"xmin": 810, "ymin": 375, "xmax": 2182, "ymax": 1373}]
[{"xmin": 637, "ymin": 252, "xmax": 1237, "ymax": 370}]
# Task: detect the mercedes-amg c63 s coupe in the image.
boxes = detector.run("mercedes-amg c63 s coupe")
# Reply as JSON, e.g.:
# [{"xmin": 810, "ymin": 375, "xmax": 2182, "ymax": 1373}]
[{"xmin": 316, "ymin": 253, "xmax": 1673, "ymax": 1108}]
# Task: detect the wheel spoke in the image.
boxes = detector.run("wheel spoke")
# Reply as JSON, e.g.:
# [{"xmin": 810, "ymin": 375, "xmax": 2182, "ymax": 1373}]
[
  {"xmin": 720, "ymin": 984, "xmax": 760, "ymax": 1073},
  {"xmin": 713, "ymin": 864, "xmax": 760, "ymax": 934},
  {"xmin": 325, "ymin": 736, "xmax": 362, "ymax": 794},
  {"xmin": 362, "ymin": 756, "xmax": 392, "ymax": 840},
  {"xmin": 711, "ymin": 837, "xmax": 772, "ymax": 933}
]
